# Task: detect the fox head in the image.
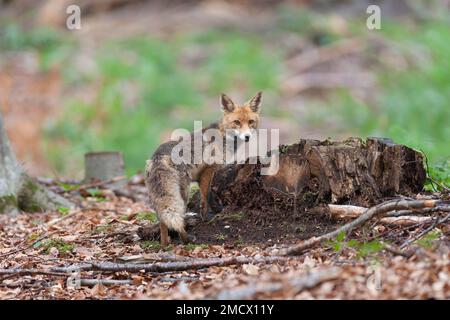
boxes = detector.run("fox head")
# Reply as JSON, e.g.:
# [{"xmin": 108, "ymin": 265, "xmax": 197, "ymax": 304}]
[{"xmin": 220, "ymin": 92, "xmax": 262, "ymax": 142}]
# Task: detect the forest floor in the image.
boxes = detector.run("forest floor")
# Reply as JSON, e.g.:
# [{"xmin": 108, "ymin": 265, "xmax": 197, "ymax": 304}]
[{"xmin": 0, "ymin": 177, "xmax": 449, "ymax": 299}]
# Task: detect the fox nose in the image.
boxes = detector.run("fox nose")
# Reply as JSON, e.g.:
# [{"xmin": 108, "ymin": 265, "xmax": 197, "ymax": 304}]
[{"xmin": 244, "ymin": 134, "xmax": 250, "ymax": 142}]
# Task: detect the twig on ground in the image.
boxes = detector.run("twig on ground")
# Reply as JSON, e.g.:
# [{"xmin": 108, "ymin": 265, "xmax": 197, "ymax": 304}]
[
  {"xmin": 277, "ymin": 199, "xmax": 441, "ymax": 256},
  {"xmin": 117, "ymin": 253, "xmax": 194, "ymax": 263},
  {"xmin": 51, "ymin": 256, "xmax": 290, "ymax": 273},
  {"xmin": 379, "ymin": 216, "xmax": 432, "ymax": 226},
  {"xmin": 328, "ymin": 204, "xmax": 449, "ymax": 221},
  {"xmin": 46, "ymin": 209, "xmax": 83, "ymax": 227},
  {"xmin": 0, "ymin": 268, "xmax": 68, "ymax": 278},
  {"xmin": 46, "ymin": 207, "xmax": 107, "ymax": 227},
  {"xmin": 78, "ymin": 279, "xmax": 134, "ymax": 286},
  {"xmin": 400, "ymin": 212, "xmax": 450, "ymax": 249},
  {"xmin": 381, "ymin": 242, "xmax": 414, "ymax": 258},
  {"xmin": 158, "ymin": 276, "xmax": 200, "ymax": 282}
]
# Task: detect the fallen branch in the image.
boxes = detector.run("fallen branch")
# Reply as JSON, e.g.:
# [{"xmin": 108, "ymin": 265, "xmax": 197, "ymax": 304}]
[
  {"xmin": 46, "ymin": 207, "xmax": 108, "ymax": 227},
  {"xmin": 117, "ymin": 253, "xmax": 194, "ymax": 263},
  {"xmin": 78, "ymin": 279, "xmax": 133, "ymax": 286},
  {"xmin": 328, "ymin": 204, "xmax": 433, "ymax": 226},
  {"xmin": 327, "ymin": 204, "xmax": 366, "ymax": 219},
  {"xmin": 277, "ymin": 199, "xmax": 441, "ymax": 256},
  {"xmin": 158, "ymin": 276, "xmax": 200, "ymax": 282},
  {"xmin": 400, "ymin": 212, "xmax": 450, "ymax": 249},
  {"xmin": 46, "ymin": 208, "xmax": 83, "ymax": 227},
  {"xmin": 380, "ymin": 216, "xmax": 432, "ymax": 226},
  {"xmin": 213, "ymin": 268, "xmax": 340, "ymax": 300},
  {"xmin": 51, "ymin": 255, "xmax": 290, "ymax": 274},
  {"xmin": 0, "ymin": 268, "xmax": 67, "ymax": 278},
  {"xmin": 328, "ymin": 204, "xmax": 449, "ymax": 220}
]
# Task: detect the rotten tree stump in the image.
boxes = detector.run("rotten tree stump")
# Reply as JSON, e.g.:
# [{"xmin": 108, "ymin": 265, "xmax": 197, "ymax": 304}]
[
  {"xmin": 207, "ymin": 137, "xmax": 426, "ymax": 212},
  {"xmin": 84, "ymin": 151, "xmax": 125, "ymax": 188}
]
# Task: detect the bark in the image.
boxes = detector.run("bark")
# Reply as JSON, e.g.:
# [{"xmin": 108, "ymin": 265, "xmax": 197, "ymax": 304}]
[
  {"xmin": 50, "ymin": 256, "xmax": 289, "ymax": 273},
  {"xmin": 327, "ymin": 204, "xmax": 437, "ymax": 226},
  {"xmin": 0, "ymin": 112, "xmax": 73, "ymax": 214},
  {"xmin": 208, "ymin": 137, "xmax": 427, "ymax": 212}
]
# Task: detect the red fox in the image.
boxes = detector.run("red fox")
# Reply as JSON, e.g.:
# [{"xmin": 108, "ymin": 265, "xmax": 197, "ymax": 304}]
[{"xmin": 145, "ymin": 92, "xmax": 262, "ymax": 246}]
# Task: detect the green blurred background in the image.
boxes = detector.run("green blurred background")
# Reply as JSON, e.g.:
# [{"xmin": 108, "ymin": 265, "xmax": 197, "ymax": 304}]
[{"xmin": 0, "ymin": 0, "xmax": 448, "ymax": 187}]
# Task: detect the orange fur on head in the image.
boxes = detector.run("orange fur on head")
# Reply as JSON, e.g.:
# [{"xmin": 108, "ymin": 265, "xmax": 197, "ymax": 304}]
[{"xmin": 219, "ymin": 92, "xmax": 262, "ymax": 141}]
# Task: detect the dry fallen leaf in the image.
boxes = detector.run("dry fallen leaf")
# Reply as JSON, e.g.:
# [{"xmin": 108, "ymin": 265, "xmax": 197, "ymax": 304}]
[{"xmin": 242, "ymin": 263, "xmax": 260, "ymax": 276}]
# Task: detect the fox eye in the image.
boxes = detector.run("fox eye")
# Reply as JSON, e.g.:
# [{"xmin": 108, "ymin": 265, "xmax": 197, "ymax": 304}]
[
  {"xmin": 249, "ymin": 119, "xmax": 255, "ymax": 125},
  {"xmin": 233, "ymin": 120, "xmax": 241, "ymax": 126}
]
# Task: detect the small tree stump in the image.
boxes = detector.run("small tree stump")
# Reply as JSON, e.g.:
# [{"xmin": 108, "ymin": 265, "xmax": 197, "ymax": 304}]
[
  {"xmin": 84, "ymin": 151, "xmax": 125, "ymax": 188},
  {"xmin": 207, "ymin": 137, "xmax": 426, "ymax": 212}
]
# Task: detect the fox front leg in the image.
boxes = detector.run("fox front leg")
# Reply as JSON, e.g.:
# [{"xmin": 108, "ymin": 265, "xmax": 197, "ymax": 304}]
[{"xmin": 199, "ymin": 166, "xmax": 215, "ymax": 221}]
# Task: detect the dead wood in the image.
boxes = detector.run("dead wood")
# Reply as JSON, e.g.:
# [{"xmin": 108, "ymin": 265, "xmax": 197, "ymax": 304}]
[
  {"xmin": 276, "ymin": 199, "xmax": 442, "ymax": 256},
  {"xmin": 327, "ymin": 204, "xmax": 437, "ymax": 226},
  {"xmin": 328, "ymin": 204, "xmax": 367, "ymax": 218},
  {"xmin": 0, "ymin": 268, "xmax": 67, "ymax": 278},
  {"xmin": 117, "ymin": 253, "xmax": 194, "ymax": 263},
  {"xmin": 51, "ymin": 256, "xmax": 289, "ymax": 274},
  {"xmin": 84, "ymin": 151, "xmax": 126, "ymax": 188},
  {"xmin": 213, "ymin": 268, "xmax": 340, "ymax": 300},
  {"xmin": 328, "ymin": 204, "xmax": 450, "ymax": 219},
  {"xmin": 46, "ymin": 208, "xmax": 84, "ymax": 227},
  {"xmin": 78, "ymin": 279, "xmax": 134, "ymax": 286},
  {"xmin": 379, "ymin": 216, "xmax": 432, "ymax": 226},
  {"xmin": 158, "ymin": 276, "xmax": 200, "ymax": 282},
  {"xmin": 207, "ymin": 138, "xmax": 427, "ymax": 213},
  {"xmin": 400, "ymin": 212, "xmax": 450, "ymax": 249}
]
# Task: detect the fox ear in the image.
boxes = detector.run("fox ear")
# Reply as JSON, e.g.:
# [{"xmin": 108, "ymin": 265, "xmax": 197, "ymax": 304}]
[
  {"xmin": 246, "ymin": 91, "xmax": 262, "ymax": 112},
  {"xmin": 220, "ymin": 93, "xmax": 235, "ymax": 113}
]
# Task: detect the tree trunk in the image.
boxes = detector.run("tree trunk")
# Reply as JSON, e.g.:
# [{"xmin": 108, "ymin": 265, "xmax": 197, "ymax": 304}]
[
  {"xmin": 0, "ymin": 112, "xmax": 73, "ymax": 214},
  {"xmin": 207, "ymin": 137, "xmax": 427, "ymax": 212}
]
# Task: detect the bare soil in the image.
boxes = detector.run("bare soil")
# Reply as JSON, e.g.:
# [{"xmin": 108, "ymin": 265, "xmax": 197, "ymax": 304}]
[
  {"xmin": 187, "ymin": 190, "xmax": 338, "ymax": 245},
  {"xmin": 190, "ymin": 207, "xmax": 338, "ymax": 245}
]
